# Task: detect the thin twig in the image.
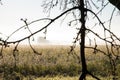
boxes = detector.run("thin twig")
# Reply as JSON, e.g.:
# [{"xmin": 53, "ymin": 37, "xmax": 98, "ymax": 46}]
[{"xmin": 6, "ymin": 6, "xmax": 79, "ymax": 44}]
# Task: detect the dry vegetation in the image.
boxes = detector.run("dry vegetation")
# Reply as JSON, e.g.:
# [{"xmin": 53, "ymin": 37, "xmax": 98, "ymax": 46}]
[{"xmin": 0, "ymin": 44, "xmax": 120, "ymax": 79}]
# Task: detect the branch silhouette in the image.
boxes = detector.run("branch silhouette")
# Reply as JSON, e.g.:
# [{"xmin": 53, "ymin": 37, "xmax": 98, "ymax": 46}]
[
  {"xmin": 4, "ymin": 6, "xmax": 79, "ymax": 45},
  {"xmin": 0, "ymin": 0, "xmax": 120, "ymax": 79}
]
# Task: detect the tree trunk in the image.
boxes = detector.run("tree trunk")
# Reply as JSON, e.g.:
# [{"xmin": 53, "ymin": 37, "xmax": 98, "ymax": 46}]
[{"xmin": 78, "ymin": 0, "xmax": 87, "ymax": 80}]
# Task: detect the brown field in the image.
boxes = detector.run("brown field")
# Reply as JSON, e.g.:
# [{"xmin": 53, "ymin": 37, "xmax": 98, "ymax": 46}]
[{"xmin": 0, "ymin": 44, "xmax": 120, "ymax": 79}]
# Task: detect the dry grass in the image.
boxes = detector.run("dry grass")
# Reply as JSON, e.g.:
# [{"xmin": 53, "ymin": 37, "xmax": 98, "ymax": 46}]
[
  {"xmin": 23, "ymin": 76, "xmax": 113, "ymax": 80},
  {"xmin": 0, "ymin": 44, "xmax": 120, "ymax": 79}
]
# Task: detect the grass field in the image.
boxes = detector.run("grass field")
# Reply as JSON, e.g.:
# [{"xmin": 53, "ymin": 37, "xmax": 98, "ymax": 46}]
[
  {"xmin": 0, "ymin": 44, "xmax": 120, "ymax": 79},
  {"xmin": 23, "ymin": 76, "xmax": 113, "ymax": 80},
  {"xmin": 23, "ymin": 75, "xmax": 114, "ymax": 80}
]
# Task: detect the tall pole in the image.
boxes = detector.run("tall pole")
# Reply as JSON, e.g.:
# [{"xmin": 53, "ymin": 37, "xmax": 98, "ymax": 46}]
[{"xmin": 79, "ymin": 0, "xmax": 87, "ymax": 80}]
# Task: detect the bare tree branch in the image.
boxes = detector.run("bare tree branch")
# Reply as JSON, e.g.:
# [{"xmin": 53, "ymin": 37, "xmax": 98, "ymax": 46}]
[
  {"xmin": 86, "ymin": 8, "xmax": 120, "ymax": 42},
  {"xmin": 6, "ymin": 18, "xmax": 52, "ymax": 41},
  {"xmin": 4, "ymin": 6, "xmax": 79, "ymax": 45},
  {"xmin": 28, "ymin": 38, "xmax": 42, "ymax": 55}
]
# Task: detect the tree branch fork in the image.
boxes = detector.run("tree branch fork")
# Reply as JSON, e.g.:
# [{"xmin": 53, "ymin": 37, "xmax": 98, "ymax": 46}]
[{"xmin": 0, "ymin": 4, "xmax": 119, "ymax": 80}]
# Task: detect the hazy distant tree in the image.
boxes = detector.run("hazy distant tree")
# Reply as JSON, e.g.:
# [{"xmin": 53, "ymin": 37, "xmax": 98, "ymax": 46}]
[{"xmin": 0, "ymin": 0, "xmax": 120, "ymax": 80}]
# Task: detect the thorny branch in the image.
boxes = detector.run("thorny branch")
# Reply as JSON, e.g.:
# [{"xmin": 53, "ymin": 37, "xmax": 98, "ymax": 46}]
[
  {"xmin": 0, "ymin": 6, "xmax": 80, "ymax": 79},
  {"xmin": 0, "ymin": 0, "xmax": 120, "ymax": 79},
  {"xmin": 68, "ymin": 1, "xmax": 120, "ymax": 79},
  {"xmin": 0, "ymin": 7, "xmax": 80, "ymax": 64},
  {"xmin": 13, "ymin": 42, "xmax": 19, "ymax": 68},
  {"xmin": 28, "ymin": 38, "xmax": 42, "ymax": 55},
  {"xmin": 21, "ymin": 18, "xmax": 33, "ymax": 35},
  {"xmin": 93, "ymin": 2, "xmax": 109, "ymax": 18},
  {"xmin": 3, "ymin": 6, "xmax": 79, "ymax": 45},
  {"xmin": 108, "ymin": 8, "xmax": 116, "ymax": 29},
  {"xmin": 85, "ymin": 5, "xmax": 120, "ymax": 80},
  {"xmin": 87, "ymin": 8, "xmax": 120, "ymax": 42},
  {"xmin": 5, "ymin": 18, "xmax": 52, "ymax": 41}
]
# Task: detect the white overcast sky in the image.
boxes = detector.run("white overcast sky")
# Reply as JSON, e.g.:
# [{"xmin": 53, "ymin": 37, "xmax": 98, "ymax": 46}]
[{"xmin": 0, "ymin": 0, "xmax": 120, "ymax": 45}]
